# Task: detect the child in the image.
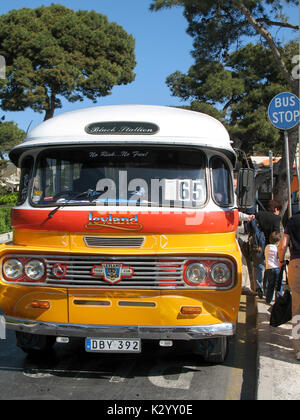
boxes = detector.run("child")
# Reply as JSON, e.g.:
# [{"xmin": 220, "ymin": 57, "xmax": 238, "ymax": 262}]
[{"xmin": 263, "ymin": 231, "xmax": 283, "ymax": 304}]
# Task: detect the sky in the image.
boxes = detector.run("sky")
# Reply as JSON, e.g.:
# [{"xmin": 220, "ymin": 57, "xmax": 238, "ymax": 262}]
[{"xmin": 0, "ymin": 0, "xmax": 298, "ymax": 133}]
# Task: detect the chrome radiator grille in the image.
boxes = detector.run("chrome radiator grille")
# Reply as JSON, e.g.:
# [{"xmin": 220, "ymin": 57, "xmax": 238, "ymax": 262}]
[
  {"xmin": 2, "ymin": 254, "xmax": 236, "ymax": 289},
  {"xmin": 83, "ymin": 236, "xmax": 145, "ymax": 248},
  {"xmin": 44, "ymin": 255, "xmax": 186, "ymax": 289}
]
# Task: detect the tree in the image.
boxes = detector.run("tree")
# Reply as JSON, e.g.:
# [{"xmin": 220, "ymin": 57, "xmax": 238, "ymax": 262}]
[
  {"xmin": 150, "ymin": 0, "xmax": 299, "ymax": 210},
  {"xmin": 228, "ymin": 42, "xmax": 297, "ymax": 155},
  {"xmin": 0, "ymin": 4, "xmax": 136, "ymax": 120},
  {"xmin": 0, "ymin": 117, "xmax": 25, "ymax": 171},
  {"xmin": 171, "ymin": 42, "xmax": 296, "ymax": 155}
]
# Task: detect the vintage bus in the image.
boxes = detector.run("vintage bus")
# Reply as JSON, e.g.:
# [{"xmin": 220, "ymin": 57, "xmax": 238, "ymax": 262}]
[{"xmin": 0, "ymin": 105, "xmax": 253, "ymax": 363}]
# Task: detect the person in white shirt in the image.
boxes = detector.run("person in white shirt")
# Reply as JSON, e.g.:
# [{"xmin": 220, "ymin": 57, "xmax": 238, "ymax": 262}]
[{"xmin": 264, "ymin": 231, "xmax": 283, "ymax": 303}]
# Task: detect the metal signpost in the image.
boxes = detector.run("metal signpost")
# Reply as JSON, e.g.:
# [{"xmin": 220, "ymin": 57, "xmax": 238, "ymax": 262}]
[
  {"xmin": 269, "ymin": 150, "xmax": 274, "ymax": 199},
  {"xmin": 268, "ymin": 92, "xmax": 300, "ymax": 218}
]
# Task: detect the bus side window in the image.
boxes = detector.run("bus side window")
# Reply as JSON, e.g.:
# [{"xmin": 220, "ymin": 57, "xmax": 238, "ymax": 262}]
[{"xmin": 210, "ymin": 156, "xmax": 233, "ymax": 207}]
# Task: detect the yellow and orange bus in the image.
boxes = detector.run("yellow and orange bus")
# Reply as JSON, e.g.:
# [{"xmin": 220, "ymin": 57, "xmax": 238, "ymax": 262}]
[{"xmin": 0, "ymin": 105, "xmax": 252, "ymax": 362}]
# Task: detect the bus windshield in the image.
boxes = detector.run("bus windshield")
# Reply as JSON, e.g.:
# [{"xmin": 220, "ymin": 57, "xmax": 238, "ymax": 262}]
[{"xmin": 31, "ymin": 146, "xmax": 208, "ymax": 209}]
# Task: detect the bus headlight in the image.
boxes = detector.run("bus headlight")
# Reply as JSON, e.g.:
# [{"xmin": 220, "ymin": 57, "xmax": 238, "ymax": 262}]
[
  {"xmin": 25, "ymin": 259, "xmax": 45, "ymax": 281},
  {"xmin": 185, "ymin": 262, "xmax": 207, "ymax": 285},
  {"xmin": 211, "ymin": 263, "xmax": 231, "ymax": 284},
  {"xmin": 3, "ymin": 258, "xmax": 23, "ymax": 280}
]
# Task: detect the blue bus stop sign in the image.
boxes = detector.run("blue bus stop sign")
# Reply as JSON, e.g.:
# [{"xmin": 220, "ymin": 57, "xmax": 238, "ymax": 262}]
[{"xmin": 268, "ymin": 92, "xmax": 300, "ymax": 130}]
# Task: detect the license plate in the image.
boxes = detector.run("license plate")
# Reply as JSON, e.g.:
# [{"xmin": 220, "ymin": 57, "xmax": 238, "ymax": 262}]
[{"xmin": 85, "ymin": 338, "xmax": 141, "ymax": 353}]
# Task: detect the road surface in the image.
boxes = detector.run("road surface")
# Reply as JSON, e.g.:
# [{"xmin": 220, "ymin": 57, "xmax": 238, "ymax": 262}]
[{"xmin": 0, "ymin": 296, "xmax": 257, "ymax": 401}]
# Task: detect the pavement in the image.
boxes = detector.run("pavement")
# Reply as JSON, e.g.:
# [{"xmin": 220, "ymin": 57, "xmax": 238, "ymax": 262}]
[
  {"xmin": 256, "ymin": 297, "xmax": 300, "ymax": 400},
  {"xmin": 0, "ymin": 231, "xmax": 300, "ymax": 399},
  {"xmin": 238, "ymin": 225, "xmax": 300, "ymax": 400}
]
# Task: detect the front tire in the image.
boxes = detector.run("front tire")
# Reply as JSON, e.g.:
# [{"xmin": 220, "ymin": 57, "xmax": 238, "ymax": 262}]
[{"xmin": 194, "ymin": 337, "xmax": 229, "ymax": 364}]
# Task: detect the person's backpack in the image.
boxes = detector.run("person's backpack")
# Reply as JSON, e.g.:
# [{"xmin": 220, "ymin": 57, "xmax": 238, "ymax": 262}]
[{"xmin": 248, "ymin": 218, "xmax": 265, "ymax": 262}]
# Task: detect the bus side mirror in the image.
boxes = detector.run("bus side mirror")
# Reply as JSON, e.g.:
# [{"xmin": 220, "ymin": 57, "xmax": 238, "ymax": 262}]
[{"xmin": 237, "ymin": 168, "xmax": 255, "ymax": 212}]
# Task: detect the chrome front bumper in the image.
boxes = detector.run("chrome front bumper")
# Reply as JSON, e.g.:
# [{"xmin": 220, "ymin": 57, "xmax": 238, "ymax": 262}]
[{"xmin": 3, "ymin": 316, "xmax": 235, "ymax": 340}]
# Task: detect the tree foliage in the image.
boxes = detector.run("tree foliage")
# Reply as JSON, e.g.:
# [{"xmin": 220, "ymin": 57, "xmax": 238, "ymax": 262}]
[
  {"xmin": 150, "ymin": 0, "xmax": 298, "ymax": 91},
  {"xmin": 169, "ymin": 42, "xmax": 296, "ymax": 154},
  {"xmin": 0, "ymin": 4, "xmax": 136, "ymax": 120},
  {"xmin": 0, "ymin": 117, "xmax": 25, "ymax": 172},
  {"xmin": 0, "ymin": 207, "xmax": 13, "ymax": 234},
  {"xmin": 0, "ymin": 117, "xmax": 25, "ymax": 158},
  {"xmin": 151, "ymin": 0, "xmax": 299, "ymax": 208}
]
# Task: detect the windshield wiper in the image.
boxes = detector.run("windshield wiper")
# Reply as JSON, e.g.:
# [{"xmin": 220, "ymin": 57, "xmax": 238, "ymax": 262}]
[{"xmin": 47, "ymin": 189, "xmax": 97, "ymax": 219}]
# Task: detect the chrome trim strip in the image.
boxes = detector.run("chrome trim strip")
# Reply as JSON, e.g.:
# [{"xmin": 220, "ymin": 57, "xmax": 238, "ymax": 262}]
[{"xmin": 4, "ymin": 316, "xmax": 235, "ymax": 340}]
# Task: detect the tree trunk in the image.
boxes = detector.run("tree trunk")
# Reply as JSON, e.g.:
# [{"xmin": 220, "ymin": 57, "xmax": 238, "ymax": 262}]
[
  {"xmin": 44, "ymin": 91, "xmax": 56, "ymax": 121},
  {"xmin": 232, "ymin": 1, "xmax": 299, "ymax": 216},
  {"xmin": 233, "ymin": 1, "xmax": 296, "ymax": 90}
]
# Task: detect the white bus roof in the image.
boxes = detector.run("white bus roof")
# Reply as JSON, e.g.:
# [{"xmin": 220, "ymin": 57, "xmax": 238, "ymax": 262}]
[{"xmin": 10, "ymin": 105, "xmax": 235, "ymax": 164}]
